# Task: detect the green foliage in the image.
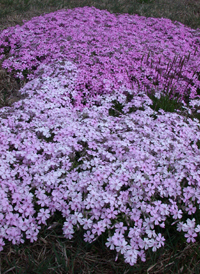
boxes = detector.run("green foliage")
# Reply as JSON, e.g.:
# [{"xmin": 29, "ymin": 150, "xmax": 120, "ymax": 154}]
[
  {"xmin": 70, "ymin": 150, "xmax": 84, "ymax": 171},
  {"xmin": 147, "ymin": 90, "xmax": 185, "ymax": 113},
  {"xmin": 109, "ymin": 100, "xmax": 124, "ymax": 117}
]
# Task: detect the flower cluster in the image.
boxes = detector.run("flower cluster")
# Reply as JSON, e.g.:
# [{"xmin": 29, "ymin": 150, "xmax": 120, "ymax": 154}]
[
  {"xmin": 0, "ymin": 6, "xmax": 200, "ymax": 266},
  {"xmin": 0, "ymin": 6, "xmax": 200, "ymax": 104}
]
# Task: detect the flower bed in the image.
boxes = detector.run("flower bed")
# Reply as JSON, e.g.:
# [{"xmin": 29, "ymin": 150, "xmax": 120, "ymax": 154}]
[{"xmin": 0, "ymin": 6, "xmax": 200, "ymax": 266}]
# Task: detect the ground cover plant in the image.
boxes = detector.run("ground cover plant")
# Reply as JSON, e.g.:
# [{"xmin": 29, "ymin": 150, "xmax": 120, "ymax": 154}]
[{"xmin": 0, "ymin": 1, "xmax": 200, "ymax": 273}]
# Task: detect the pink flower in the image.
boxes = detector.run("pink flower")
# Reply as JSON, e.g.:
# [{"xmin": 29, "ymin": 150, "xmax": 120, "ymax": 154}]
[
  {"xmin": 182, "ymin": 218, "xmax": 196, "ymax": 232},
  {"xmin": 63, "ymin": 221, "xmax": 74, "ymax": 239},
  {"xmin": 106, "ymin": 236, "xmax": 115, "ymax": 250},
  {"xmin": 26, "ymin": 223, "xmax": 40, "ymax": 243},
  {"xmin": 12, "ymin": 192, "xmax": 22, "ymax": 204},
  {"xmin": 156, "ymin": 233, "xmax": 165, "ymax": 248},
  {"xmin": 149, "ymin": 238, "xmax": 158, "ymax": 252},
  {"xmin": 124, "ymin": 248, "xmax": 138, "ymax": 266},
  {"xmin": 0, "ymin": 238, "xmax": 5, "ymax": 251},
  {"xmin": 106, "ymin": 206, "xmax": 118, "ymax": 219},
  {"xmin": 115, "ymin": 238, "xmax": 127, "ymax": 254},
  {"xmin": 70, "ymin": 212, "xmax": 83, "ymax": 225},
  {"xmin": 185, "ymin": 230, "xmax": 197, "ymax": 243},
  {"xmin": 6, "ymin": 227, "xmax": 24, "ymax": 245},
  {"xmin": 92, "ymin": 221, "xmax": 106, "ymax": 236},
  {"xmin": 84, "ymin": 231, "xmax": 94, "ymax": 243},
  {"xmin": 115, "ymin": 222, "xmax": 127, "ymax": 234},
  {"xmin": 138, "ymin": 250, "xmax": 146, "ymax": 262},
  {"xmin": 37, "ymin": 208, "xmax": 51, "ymax": 225},
  {"xmin": 81, "ymin": 218, "xmax": 93, "ymax": 230}
]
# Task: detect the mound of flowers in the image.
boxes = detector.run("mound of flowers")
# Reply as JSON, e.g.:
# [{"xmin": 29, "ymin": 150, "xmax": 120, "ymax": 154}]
[{"xmin": 0, "ymin": 6, "xmax": 200, "ymax": 266}]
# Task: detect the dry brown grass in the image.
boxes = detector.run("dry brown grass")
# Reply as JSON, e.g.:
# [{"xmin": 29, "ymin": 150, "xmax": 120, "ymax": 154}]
[{"xmin": 1, "ymin": 219, "xmax": 200, "ymax": 273}]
